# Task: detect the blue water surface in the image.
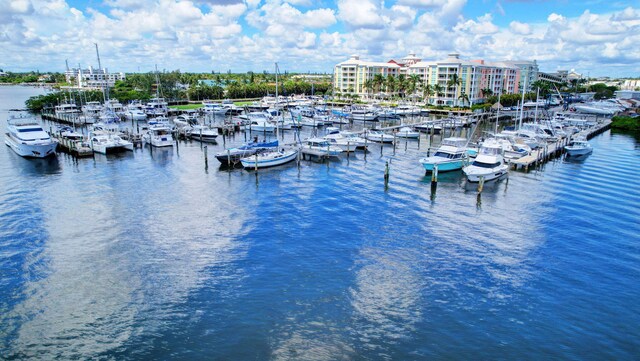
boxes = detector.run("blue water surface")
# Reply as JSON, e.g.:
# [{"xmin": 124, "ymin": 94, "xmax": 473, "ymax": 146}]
[{"xmin": 0, "ymin": 86, "xmax": 639, "ymax": 360}]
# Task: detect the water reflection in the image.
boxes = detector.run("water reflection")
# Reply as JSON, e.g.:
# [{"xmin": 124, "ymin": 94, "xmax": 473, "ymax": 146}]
[
  {"xmin": 6, "ymin": 153, "xmax": 61, "ymax": 177},
  {"xmin": 2, "ymin": 145, "xmax": 252, "ymax": 358}
]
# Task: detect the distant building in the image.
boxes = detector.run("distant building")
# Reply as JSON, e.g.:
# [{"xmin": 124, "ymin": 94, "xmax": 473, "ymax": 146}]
[
  {"xmin": 65, "ymin": 66, "xmax": 125, "ymax": 89},
  {"xmin": 620, "ymin": 79, "xmax": 640, "ymax": 90},
  {"xmin": 615, "ymin": 90, "xmax": 640, "ymax": 100},
  {"xmin": 502, "ymin": 60, "xmax": 538, "ymax": 92},
  {"xmin": 197, "ymin": 79, "xmax": 226, "ymax": 88},
  {"xmin": 0, "ymin": 70, "xmax": 7, "ymax": 77},
  {"xmin": 538, "ymin": 72, "xmax": 564, "ymax": 85},
  {"xmin": 334, "ymin": 53, "xmax": 522, "ymax": 106}
]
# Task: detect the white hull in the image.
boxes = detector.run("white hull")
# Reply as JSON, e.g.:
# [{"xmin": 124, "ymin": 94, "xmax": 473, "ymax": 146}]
[
  {"xmin": 241, "ymin": 149, "xmax": 298, "ymax": 169},
  {"xmin": 91, "ymin": 142, "xmax": 134, "ymax": 154},
  {"xmin": 463, "ymin": 165, "xmax": 509, "ymax": 182},
  {"xmin": 5, "ymin": 135, "xmax": 57, "ymax": 158}
]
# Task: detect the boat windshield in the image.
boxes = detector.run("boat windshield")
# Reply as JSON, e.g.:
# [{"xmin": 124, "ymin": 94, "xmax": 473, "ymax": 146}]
[
  {"xmin": 17, "ymin": 127, "xmax": 43, "ymax": 132},
  {"xmin": 471, "ymin": 161, "xmax": 501, "ymax": 168}
]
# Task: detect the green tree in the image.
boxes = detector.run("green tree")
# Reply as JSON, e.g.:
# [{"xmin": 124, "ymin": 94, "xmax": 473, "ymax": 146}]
[{"xmin": 447, "ymin": 72, "xmax": 461, "ymax": 106}]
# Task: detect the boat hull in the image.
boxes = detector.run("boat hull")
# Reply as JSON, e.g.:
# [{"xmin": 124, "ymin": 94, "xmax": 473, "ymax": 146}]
[
  {"xmin": 565, "ymin": 147, "xmax": 592, "ymax": 156},
  {"xmin": 419, "ymin": 158, "xmax": 465, "ymax": 172},
  {"xmin": 241, "ymin": 150, "xmax": 298, "ymax": 169},
  {"xmin": 5, "ymin": 135, "xmax": 57, "ymax": 158},
  {"xmin": 463, "ymin": 165, "xmax": 509, "ymax": 182}
]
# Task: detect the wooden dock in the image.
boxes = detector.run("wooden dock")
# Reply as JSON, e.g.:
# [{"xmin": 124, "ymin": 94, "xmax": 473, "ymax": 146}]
[{"xmin": 509, "ymin": 120, "xmax": 611, "ymax": 171}]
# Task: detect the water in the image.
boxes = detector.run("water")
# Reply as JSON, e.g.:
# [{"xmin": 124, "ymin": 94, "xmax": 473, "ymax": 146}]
[{"xmin": 1, "ymin": 86, "xmax": 639, "ymax": 360}]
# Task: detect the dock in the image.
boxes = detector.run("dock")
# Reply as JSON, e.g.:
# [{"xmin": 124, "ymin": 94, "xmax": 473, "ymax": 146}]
[{"xmin": 509, "ymin": 120, "xmax": 611, "ymax": 171}]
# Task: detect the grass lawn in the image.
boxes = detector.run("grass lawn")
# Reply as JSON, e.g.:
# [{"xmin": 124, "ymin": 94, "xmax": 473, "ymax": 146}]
[{"xmin": 170, "ymin": 104, "xmax": 203, "ymax": 110}]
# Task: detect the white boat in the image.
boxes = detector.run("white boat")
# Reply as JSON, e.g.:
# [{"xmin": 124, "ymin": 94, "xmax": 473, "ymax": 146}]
[
  {"xmin": 173, "ymin": 114, "xmax": 198, "ymax": 128},
  {"xmin": 365, "ymin": 129, "xmax": 394, "ymax": 143},
  {"xmin": 462, "ymin": 138, "xmax": 509, "ymax": 182},
  {"xmin": 5, "ymin": 115, "xmax": 57, "ymax": 158},
  {"xmin": 240, "ymin": 148, "xmax": 299, "ymax": 169},
  {"xmin": 395, "ymin": 126, "xmax": 419, "ymax": 139},
  {"xmin": 82, "ymin": 101, "xmax": 103, "ymax": 120},
  {"xmin": 104, "ymin": 99, "xmax": 125, "ymax": 115},
  {"xmin": 349, "ymin": 108, "xmax": 377, "ymax": 121},
  {"xmin": 221, "ymin": 100, "xmax": 243, "ymax": 115},
  {"xmin": 322, "ymin": 128, "xmax": 362, "ymax": 151},
  {"xmin": 419, "ymin": 137, "xmax": 468, "ymax": 173},
  {"xmin": 143, "ymin": 123, "xmax": 174, "ymax": 147},
  {"xmin": 564, "ymin": 138, "xmax": 592, "ymax": 156},
  {"xmin": 244, "ymin": 118, "xmax": 276, "ymax": 132},
  {"xmin": 55, "ymin": 102, "xmax": 81, "ymax": 117},
  {"xmin": 189, "ymin": 125, "xmax": 218, "ymax": 142},
  {"xmin": 124, "ymin": 100, "xmax": 148, "ymax": 121},
  {"xmin": 414, "ymin": 122, "xmax": 442, "ymax": 134},
  {"xmin": 57, "ymin": 126, "xmax": 83, "ymax": 140},
  {"xmin": 203, "ymin": 100, "xmax": 228, "ymax": 115},
  {"xmin": 88, "ymin": 129, "xmax": 134, "ymax": 154},
  {"xmin": 303, "ymin": 137, "xmax": 343, "ymax": 156},
  {"xmin": 145, "ymin": 97, "xmax": 169, "ymax": 117},
  {"xmin": 215, "ymin": 140, "xmax": 278, "ymax": 165}
]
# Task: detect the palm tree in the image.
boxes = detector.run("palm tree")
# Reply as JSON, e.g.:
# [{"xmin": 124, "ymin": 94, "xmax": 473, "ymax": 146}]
[
  {"xmin": 373, "ymin": 74, "xmax": 385, "ymax": 94},
  {"xmin": 385, "ymin": 74, "xmax": 396, "ymax": 95},
  {"xmin": 458, "ymin": 92, "xmax": 470, "ymax": 108},
  {"xmin": 422, "ymin": 83, "xmax": 433, "ymax": 104},
  {"xmin": 363, "ymin": 79, "xmax": 374, "ymax": 99},
  {"xmin": 447, "ymin": 73, "xmax": 461, "ymax": 106},
  {"xmin": 433, "ymin": 83, "xmax": 444, "ymax": 104},
  {"xmin": 481, "ymin": 88, "xmax": 493, "ymax": 98},
  {"xmin": 407, "ymin": 74, "xmax": 421, "ymax": 98}
]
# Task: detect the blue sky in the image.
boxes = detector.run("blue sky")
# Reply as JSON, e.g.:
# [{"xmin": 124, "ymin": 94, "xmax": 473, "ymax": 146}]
[{"xmin": 1, "ymin": 0, "xmax": 639, "ymax": 77}]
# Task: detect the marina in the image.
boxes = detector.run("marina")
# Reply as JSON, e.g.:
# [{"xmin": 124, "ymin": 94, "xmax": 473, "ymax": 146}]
[{"xmin": 2, "ymin": 84, "xmax": 640, "ymax": 360}]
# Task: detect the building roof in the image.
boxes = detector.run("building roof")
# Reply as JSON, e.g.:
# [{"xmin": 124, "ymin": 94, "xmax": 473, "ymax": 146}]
[{"xmin": 336, "ymin": 55, "xmax": 401, "ymax": 68}]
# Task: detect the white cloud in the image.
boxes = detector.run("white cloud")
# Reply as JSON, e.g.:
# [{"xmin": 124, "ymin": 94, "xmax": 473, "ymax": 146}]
[
  {"xmin": 337, "ymin": 0, "xmax": 384, "ymax": 29},
  {"xmin": 509, "ymin": 21, "xmax": 532, "ymax": 35}
]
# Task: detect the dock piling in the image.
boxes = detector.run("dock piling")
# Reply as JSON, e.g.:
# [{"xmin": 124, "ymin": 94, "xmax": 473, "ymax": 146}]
[
  {"xmin": 384, "ymin": 161, "xmax": 389, "ymax": 187},
  {"xmin": 204, "ymin": 145, "xmax": 208, "ymax": 169},
  {"xmin": 431, "ymin": 164, "xmax": 438, "ymax": 185},
  {"xmin": 478, "ymin": 176, "xmax": 485, "ymax": 193}
]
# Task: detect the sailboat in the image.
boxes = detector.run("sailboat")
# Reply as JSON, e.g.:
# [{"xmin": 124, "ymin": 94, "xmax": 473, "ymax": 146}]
[{"xmin": 240, "ymin": 62, "xmax": 298, "ymax": 169}]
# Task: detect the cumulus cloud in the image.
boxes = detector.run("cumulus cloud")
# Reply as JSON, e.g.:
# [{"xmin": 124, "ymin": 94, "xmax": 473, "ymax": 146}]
[
  {"xmin": 337, "ymin": 0, "xmax": 384, "ymax": 29},
  {"xmin": 0, "ymin": 0, "xmax": 639, "ymax": 76},
  {"xmin": 509, "ymin": 21, "xmax": 531, "ymax": 35}
]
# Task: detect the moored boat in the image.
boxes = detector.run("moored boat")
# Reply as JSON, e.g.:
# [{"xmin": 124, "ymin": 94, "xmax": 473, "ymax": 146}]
[
  {"xmin": 462, "ymin": 138, "xmax": 509, "ymax": 182},
  {"xmin": 5, "ymin": 115, "xmax": 57, "ymax": 158},
  {"xmin": 240, "ymin": 148, "xmax": 299, "ymax": 169},
  {"xmin": 419, "ymin": 137, "xmax": 468, "ymax": 173}
]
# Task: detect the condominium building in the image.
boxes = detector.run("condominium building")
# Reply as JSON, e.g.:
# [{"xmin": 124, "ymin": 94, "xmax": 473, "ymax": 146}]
[
  {"xmin": 334, "ymin": 53, "xmax": 522, "ymax": 106},
  {"xmin": 64, "ymin": 66, "xmax": 125, "ymax": 89},
  {"xmin": 502, "ymin": 60, "xmax": 538, "ymax": 92}
]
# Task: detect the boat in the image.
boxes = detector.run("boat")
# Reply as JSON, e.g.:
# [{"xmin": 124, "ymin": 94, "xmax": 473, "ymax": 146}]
[
  {"xmin": 322, "ymin": 128, "xmax": 363, "ymax": 151},
  {"xmin": 414, "ymin": 122, "xmax": 442, "ymax": 134},
  {"xmin": 240, "ymin": 148, "xmax": 299, "ymax": 169},
  {"xmin": 88, "ymin": 128, "xmax": 134, "ymax": 154},
  {"xmin": 203, "ymin": 100, "xmax": 229, "ymax": 116},
  {"xmin": 124, "ymin": 100, "xmax": 148, "ymax": 121},
  {"xmin": 188, "ymin": 124, "xmax": 218, "ymax": 142},
  {"xmin": 244, "ymin": 118, "xmax": 276, "ymax": 132},
  {"xmin": 365, "ymin": 129, "xmax": 394, "ymax": 143},
  {"xmin": 56, "ymin": 126, "xmax": 83, "ymax": 140},
  {"xmin": 418, "ymin": 137, "xmax": 468, "ymax": 173},
  {"xmin": 215, "ymin": 140, "xmax": 279, "ymax": 165},
  {"xmin": 349, "ymin": 108, "xmax": 377, "ymax": 121},
  {"xmin": 462, "ymin": 138, "xmax": 509, "ymax": 182},
  {"xmin": 564, "ymin": 138, "xmax": 593, "ymax": 156},
  {"xmin": 395, "ymin": 126, "xmax": 419, "ymax": 139},
  {"xmin": 173, "ymin": 113, "xmax": 198, "ymax": 128},
  {"xmin": 145, "ymin": 97, "xmax": 169, "ymax": 117},
  {"xmin": 303, "ymin": 137, "xmax": 343, "ymax": 156},
  {"xmin": 4, "ymin": 115, "xmax": 57, "ymax": 158},
  {"xmin": 143, "ymin": 122, "xmax": 174, "ymax": 147}
]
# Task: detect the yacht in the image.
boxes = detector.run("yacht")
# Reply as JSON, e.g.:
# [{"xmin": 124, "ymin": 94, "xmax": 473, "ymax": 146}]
[
  {"xmin": 189, "ymin": 124, "xmax": 218, "ymax": 142},
  {"xmin": 88, "ymin": 128, "xmax": 134, "ymax": 154},
  {"xmin": 419, "ymin": 137, "xmax": 468, "ymax": 173},
  {"xmin": 203, "ymin": 100, "xmax": 229, "ymax": 116},
  {"xmin": 303, "ymin": 138, "xmax": 343, "ymax": 156},
  {"xmin": 145, "ymin": 97, "xmax": 169, "ymax": 117},
  {"xmin": 5, "ymin": 115, "xmax": 57, "ymax": 158},
  {"xmin": 462, "ymin": 138, "xmax": 509, "ymax": 182},
  {"xmin": 365, "ymin": 129, "xmax": 394, "ymax": 143},
  {"xmin": 349, "ymin": 108, "xmax": 377, "ymax": 121},
  {"xmin": 395, "ymin": 126, "xmax": 419, "ymax": 139},
  {"xmin": 143, "ymin": 123, "xmax": 174, "ymax": 147},
  {"xmin": 124, "ymin": 100, "xmax": 148, "ymax": 121},
  {"xmin": 240, "ymin": 148, "xmax": 299, "ymax": 169},
  {"xmin": 564, "ymin": 138, "xmax": 593, "ymax": 156},
  {"xmin": 322, "ymin": 128, "xmax": 363, "ymax": 151},
  {"xmin": 244, "ymin": 118, "xmax": 276, "ymax": 132}
]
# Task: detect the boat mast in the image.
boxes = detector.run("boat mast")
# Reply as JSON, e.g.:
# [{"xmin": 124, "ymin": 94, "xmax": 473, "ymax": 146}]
[
  {"xmin": 495, "ymin": 92, "xmax": 501, "ymax": 134},
  {"xmin": 533, "ymin": 86, "xmax": 540, "ymax": 123},
  {"xmin": 95, "ymin": 43, "xmax": 108, "ymax": 103},
  {"xmin": 518, "ymin": 75, "xmax": 527, "ymax": 130},
  {"xmin": 275, "ymin": 62, "xmax": 279, "ymax": 140}
]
